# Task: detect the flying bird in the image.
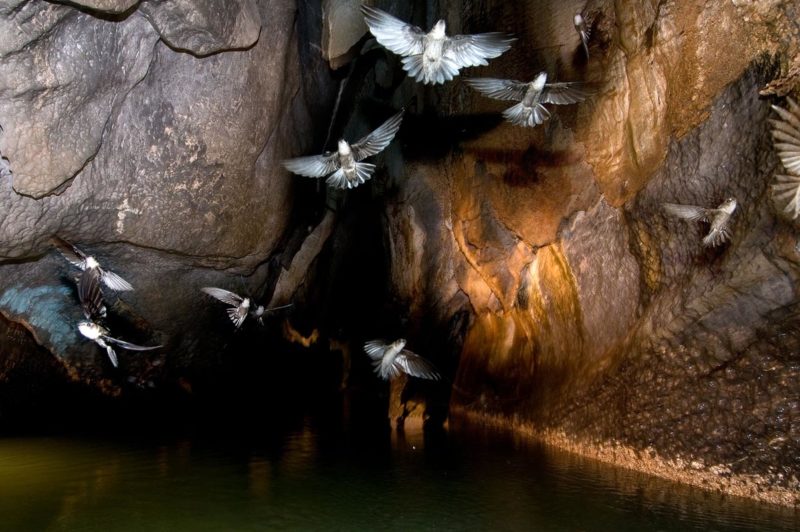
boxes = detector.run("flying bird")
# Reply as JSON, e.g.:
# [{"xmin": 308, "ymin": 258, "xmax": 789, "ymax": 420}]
[
  {"xmin": 663, "ymin": 198, "xmax": 738, "ymax": 247},
  {"xmin": 363, "ymin": 338, "xmax": 440, "ymax": 381},
  {"xmin": 250, "ymin": 303, "xmax": 293, "ymax": 326},
  {"xmin": 53, "ymin": 236, "xmax": 133, "ymax": 291},
  {"xmin": 574, "ymin": 13, "xmax": 590, "ymax": 58},
  {"xmin": 282, "ymin": 110, "xmax": 404, "ymax": 189},
  {"xmin": 77, "ymin": 267, "xmax": 107, "ymax": 321},
  {"xmin": 466, "ymin": 72, "xmax": 590, "ymax": 127},
  {"xmin": 77, "ymin": 320, "xmax": 161, "ymax": 368},
  {"xmin": 770, "ymin": 97, "xmax": 800, "ymax": 219},
  {"xmin": 361, "ymin": 5, "xmax": 515, "ymax": 85},
  {"xmin": 201, "ymin": 287, "xmax": 251, "ymax": 328}
]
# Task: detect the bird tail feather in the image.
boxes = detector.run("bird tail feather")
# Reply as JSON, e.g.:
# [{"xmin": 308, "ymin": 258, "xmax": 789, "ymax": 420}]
[
  {"xmin": 325, "ymin": 163, "xmax": 375, "ymax": 189},
  {"xmin": 503, "ymin": 102, "xmax": 550, "ymax": 127},
  {"xmin": 105, "ymin": 345, "xmax": 119, "ymax": 367}
]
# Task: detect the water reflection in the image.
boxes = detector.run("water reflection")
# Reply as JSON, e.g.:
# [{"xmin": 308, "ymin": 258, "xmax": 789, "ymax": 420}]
[{"xmin": 0, "ymin": 418, "xmax": 796, "ymax": 531}]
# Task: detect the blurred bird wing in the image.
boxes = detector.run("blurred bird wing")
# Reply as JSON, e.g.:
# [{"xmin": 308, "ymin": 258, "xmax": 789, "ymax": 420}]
[
  {"xmin": 542, "ymin": 82, "xmax": 590, "ymax": 105},
  {"xmin": 771, "ymin": 99, "xmax": 800, "ymax": 174},
  {"xmin": 105, "ymin": 335, "xmax": 162, "ymax": 352},
  {"xmin": 464, "ymin": 78, "xmax": 528, "ymax": 101},
  {"xmin": 772, "ymin": 174, "xmax": 800, "ymax": 219},
  {"xmin": 282, "ymin": 153, "xmax": 339, "ymax": 178},
  {"xmin": 361, "ymin": 5, "xmax": 426, "ymax": 57},
  {"xmin": 662, "ymin": 203, "xmax": 710, "ymax": 222},
  {"xmin": 364, "ymin": 339, "xmax": 389, "ymax": 360},
  {"xmin": 101, "ymin": 269, "xmax": 134, "ymax": 291},
  {"xmin": 78, "ymin": 268, "xmax": 106, "ymax": 321},
  {"xmin": 352, "ymin": 110, "xmax": 405, "ymax": 160},
  {"xmin": 201, "ymin": 287, "xmax": 244, "ymax": 306},
  {"xmin": 396, "ymin": 350, "xmax": 441, "ymax": 380},
  {"xmin": 444, "ymin": 32, "xmax": 516, "ymax": 68},
  {"xmin": 52, "ymin": 236, "xmax": 87, "ymax": 268}
]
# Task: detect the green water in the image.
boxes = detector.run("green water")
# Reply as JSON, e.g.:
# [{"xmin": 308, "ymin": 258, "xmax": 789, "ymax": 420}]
[{"xmin": 0, "ymin": 416, "xmax": 796, "ymax": 531}]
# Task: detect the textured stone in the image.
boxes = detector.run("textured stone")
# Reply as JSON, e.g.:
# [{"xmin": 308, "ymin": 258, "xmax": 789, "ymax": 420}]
[{"xmin": 139, "ymin": 0, "xmax": 261, "ymax": 56}]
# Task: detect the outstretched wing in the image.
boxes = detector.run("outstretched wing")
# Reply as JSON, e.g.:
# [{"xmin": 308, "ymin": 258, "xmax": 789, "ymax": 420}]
[
  {"xmin": 464, "ymin": 78, "xmax": 528, "ymax": 101},
  {"xmin": 395, "ymin": 349, "xmax": 441, "ymax": 380},
  {"xmin": 101, "ymin": 269, "xmax": 134, "ymax": 292},
  {"xmin": 351, "ymin": 109, "xmax": 404, "ymax": 161},
  {"xmin": 364, "ymin": 339, "xmax": 390, "ymax": 361},
  {"xmin": 201, "ymin": 287, "xmax": 244, "ymax": 307},
  {"xmin": 771, "ymin": 98, "xmax": 800, "ymax": 175},
  {"xmin": 772, "ymin": 174, "xmax": 800, "ymax": 219},
  {"xmin": 105, "ymin": 335, "xmax": 162, "ymax": 352},
  {"xmin": 361, "ymin": 5, "xmax": 426, "ymax": 57},
  {"xmin": 662, "ymin": 203, "xmax": 710, "ymax": 222},
  {"xmin": 52, "ymin": 236, "xmax": 87, "ymax": 268},
  {"xmin": 282, "ymin": 153, "xmax": 339, "ymax": 178},
  {"xmin": 444, "ymin": 32, "xmax": 515, "ymax": 68},
  {"xmin": 542, "ymin": 82, "xmax": 591, "ymax": 105},
  {"xmin": 78, "ymin": 268, "xmax": 106, "ymax": 321}
]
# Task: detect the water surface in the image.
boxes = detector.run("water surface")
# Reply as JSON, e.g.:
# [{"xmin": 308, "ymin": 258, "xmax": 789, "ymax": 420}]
[{"xmin": 0, "ymin": 414, "xmax": 796, "ymax": 531}]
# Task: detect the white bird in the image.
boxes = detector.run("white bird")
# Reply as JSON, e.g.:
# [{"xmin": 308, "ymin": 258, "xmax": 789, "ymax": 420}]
[
  {"xmin": 663, "ymin": 198, "xmax": 738, "ymax": 247},
  {"xmin": 466, "ymin": 72, "xmax": 590, "ymax": 127},
  {"xmin": 574, "ymin": 13, "xmax": 590, "ymax": 58},
  {"xmin": 201, "ymin": 287, "xmax": 251, "ymax": 328},
  {"xmin": 361, "ymin": 5, "xmax": 515, "ymax": 85},
  {"xmin": 770, "ymin": 97, "xmax": 800, "ymax": 219},
  {"xmin": 53, "ymin": 236, "xmax": 133, "ymax": 292},
  {"xmin": 282, "ymin": 110, "xmax": 404, "ymax": 189},
  {"xmin": 250, "ymin": 303, "xmax": 293, "ymax": 325},
  {"xmin": 77, "ymin": 320, "xmax": 161, "ymax": 368},
  {"xmin": 363, "ymin": 338, "xmax": 440, "ymax": 381}
]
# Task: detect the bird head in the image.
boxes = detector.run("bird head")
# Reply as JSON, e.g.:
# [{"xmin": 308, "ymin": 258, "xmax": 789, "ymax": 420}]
[
  {"xmin": 242, "ymin": 298, "xmax": 251, "ymax": 310},
  {"xmin": 431, "ymin": 20, "xmax": 447, "ymax": 39},
  {"xmin": 533, "ymin": 72, "xmax": 548, "ymax": 90},
  {"xmin": 573, "ymin": 13, "xmax": 584, "ymax": 27},
  {"xmin": 337, "ymin": 139, "xmax": 351, "ymax": 155},
  {"xmin": 720, "ymin": 197, "xmax": 737, "ymax": 213},
  {"xmin": 392, "ymin": 338, "xmax": 407, "ymax": 350},
  {"xmin": 85, "ymin": 256, "xmax": 99, "ymax": 269}
]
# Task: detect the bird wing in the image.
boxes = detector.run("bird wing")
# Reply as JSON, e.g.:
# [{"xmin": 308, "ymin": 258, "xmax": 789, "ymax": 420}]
[
  {"xmin": 771, "ymin": 98, "xmax": 800, "ymax": 175},
  {"xmin": 104, "ymin": 335, "xmax": 162, "ymax": 352},
  {"xmin": 542, "ymin": 82, "xmax": 590, "ymax": 105},
  {"xmin": 702, "ymin": 223, "xmax": 731, "ymax": 247},
  {"xmin": 772, "ymin": 174, "xmax": 800, "ymax": 219},
  {"xmin": 364, "ymin": 339, "xmax": 390, "ymax": 361},
  {"xmin": 282, "ymin": 153, "xmax": 339, "ymax": 178},
  {"xmin": 662, "ymin": 203, "xmax": 710, "ymax": 222},
  {"xmin": 52, "ymin": 236, "xmax": 87, "ymax": 268},
  {"xmin": 201, "ymin": 287, "xmax": 243, "ymax": 306},
  {"xmin": 464, "ymin": 78, "xmax": 528, "ymax": 101},
  {"xmin": 444, "ymin": 32, "xmax": 515, "ymax": 68},
  {"xmin": 101, "ymin": 269, "xmax": 134, "ymax": 291},
  {"xmin": 395, "ymin": 349, "xmax": 441, "ymax": 380},
  {"xmin": 78, "ymin": 268, "xmax": 106, "ymax": 321},
  {"xmin": 351, "ymin": 109, "xmax": 405, "ymax": 161},
  {"xmin": 360, "ymin": 5, "xmax": 426, "ymax": 57}
]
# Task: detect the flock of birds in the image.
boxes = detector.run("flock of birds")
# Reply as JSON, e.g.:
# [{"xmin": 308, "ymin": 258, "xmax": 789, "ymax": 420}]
[{"xmin": 48, "ymin": 5, "xmax": 800, "ymax": 383}]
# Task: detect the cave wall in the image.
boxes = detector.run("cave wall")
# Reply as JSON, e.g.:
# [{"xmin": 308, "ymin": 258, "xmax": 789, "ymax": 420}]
[{"xmin": 0, "ymin": 0, "xmax": 336, "ymax": 386}]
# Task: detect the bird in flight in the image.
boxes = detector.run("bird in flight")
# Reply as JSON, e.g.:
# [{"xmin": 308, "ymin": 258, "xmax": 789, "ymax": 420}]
[
  {"xmin": 573, "ymin": 13, "xmax": 590, "ymax": 58},
  {"xmin": 201, "ymin": 287, "xmax": 252, "ymax": 328},
  {"xmin": 282, "ymin": 109, "xmax": 404, "ymax": 189},
  {"xmin": 53, "ymin": 236, "xmax": 133, "ymax": 291},
  {"xmin": 361, "ymin": 5, "xmax": 515, "ymax": 85},
  {"xmin": 466, "ymin": 72, "xmax": 590, "ymax": 127},
  {"xmin": 363, "ymin": 338, "xmax": 440, "ymax": 381},
  {"xmin": 662, "ymin": 198, "xmax": 738, "ymax": 247}
]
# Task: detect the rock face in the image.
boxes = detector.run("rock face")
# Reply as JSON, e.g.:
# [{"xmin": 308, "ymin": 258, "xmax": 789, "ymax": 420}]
[
  {"xmin": 1, "ymin": 0, "xmax": 800, "ymax": 506},
  {"xmin": 0, "ymin": 0, "xmax": 335, "ymax": 383}
]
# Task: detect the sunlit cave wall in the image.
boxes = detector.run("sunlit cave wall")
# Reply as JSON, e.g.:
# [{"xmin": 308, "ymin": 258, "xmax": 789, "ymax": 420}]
[{"xmin": 0, "ymin": 1, "xmax": 337, "ymax": 395}]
